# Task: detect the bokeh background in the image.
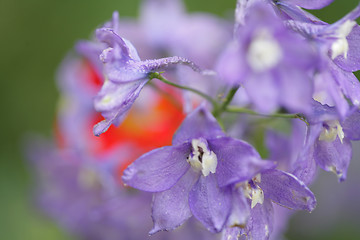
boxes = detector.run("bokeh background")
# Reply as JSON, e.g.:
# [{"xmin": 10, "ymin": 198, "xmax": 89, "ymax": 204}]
[{"xmin": 1, "ymin": 0, "xmax": 359, "ymax": 239}]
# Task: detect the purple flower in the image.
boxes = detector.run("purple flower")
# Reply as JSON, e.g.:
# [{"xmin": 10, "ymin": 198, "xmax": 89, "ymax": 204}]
[
  {"xmin": 93, "ymin": 12, "xmax": 206, "ymax": 136},
  {"xmin": 123, "ymin": 106, "xmax": 274, "ymax": 233},
  {"xmin": 301, "ymin": 101, "xmax": 360, "ymax": 181},
  {"xmin": 222, "ymin": 167, "xmax": 316, "ymax": 240},
  {"xmin": 218, "ymin": 2, "xmax": 317, "ymax": 114},
  {"xmin": 285, "ymin": 4, "xmax": 360, "ymax": 117}
]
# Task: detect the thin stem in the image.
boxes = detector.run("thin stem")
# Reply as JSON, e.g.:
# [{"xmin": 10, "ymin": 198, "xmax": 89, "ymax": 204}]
[
  {"xmin": 149, "ymin": 72, "xmax": 218, "ymax": 108},
  {"xmin": 213, "ymin": 86, "xmax": 239, "ymax": 118},
  {"xmin": 225, "ymin": 106, "xmax": 309, "ymax": 125}
]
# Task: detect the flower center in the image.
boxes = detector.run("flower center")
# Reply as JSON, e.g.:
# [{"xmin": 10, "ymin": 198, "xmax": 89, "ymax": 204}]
[
  {"xmin": 319, "ymin": 120, "xmax": 344, "ymax": 143},
  {"xmin": 187, "ymin": 138, "xmax": 217, "ymax": 176},
  {"xmin": 331, "ymin": 20, "xmax": 356, "ymax": 59},
  {"xmin": 247, "ymin": 28, "xmax": 283, "ymax": 72},
  {"xmin": 242, "ymin": 174, "xmax": 264, "ymax": 208}
]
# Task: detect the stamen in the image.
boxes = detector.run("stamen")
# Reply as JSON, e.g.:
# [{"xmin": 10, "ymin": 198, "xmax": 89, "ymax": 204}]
[{"xmin": 187, "ymin": 138, "xmax": 218, "ymax": 176}]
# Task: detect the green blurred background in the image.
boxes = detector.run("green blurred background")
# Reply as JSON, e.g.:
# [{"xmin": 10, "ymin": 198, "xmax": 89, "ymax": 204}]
[{"xmin": 0, "ymin": 0, "xmax": 359, "ymax": 239}]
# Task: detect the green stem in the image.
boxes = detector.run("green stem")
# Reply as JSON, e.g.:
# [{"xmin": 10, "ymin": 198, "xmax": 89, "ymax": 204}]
[
  {"xmin": 149, "ymin": 72, "xmax": 218, "ymax": 108},
  {"xmin": 225, "ymin": 106, "xmax": 309, "ymax": 125},
  {"xmin": 213, "ymin": 86, "xmax": 239, "ymax": 118}
]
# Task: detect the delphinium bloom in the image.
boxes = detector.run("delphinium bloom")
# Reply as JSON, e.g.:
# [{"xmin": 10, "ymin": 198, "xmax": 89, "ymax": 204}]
[
  {"xmin": 302, "ymin": 101, "xmax": 360, "ymax": 181},
  {"xmin": 285, "ymin": 4, "xmax": 360, "ymax": 118},
  {"xmin": 30, "ymin": 49, "xmax": 216, "ymax": 239},
  {"xmin": 28, "ymin": 138, "xmax": 219, "ymax": 240},
  {"xmin": 217, "ymin": 1, "xmax": 318, "ymax": 114},
  {"xmin": 92, "ymin": 12, "xmax": 208, "ymax": 136},
  {"xmin": 123, "ymin": 106, "xmax": 275, "ymax": 233},
  {"xmin": 123, "ymin": 106, "xmax": 316, "ymax": 237}
]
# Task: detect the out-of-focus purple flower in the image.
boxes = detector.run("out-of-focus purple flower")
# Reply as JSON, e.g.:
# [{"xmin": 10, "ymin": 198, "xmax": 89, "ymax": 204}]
[
  {"xmin": 123, "ymin": 106, "xmax": 274, "ymax": 233},
  {"xmin": 28, "ymin": 137, "xmax": 220, "ymax": 240},
  {"xmin": 285, "ymin": 4, "xmax": 360, "ymax": 117},
  {"xmin": 140, "ymin": 0, "xmax": 232, "ymax": 113},
  {"xmin": 93, "ymin": 12, "xmax": 208, "ymax": 136},
  {"xmin": 218, "ymin": 2, "xmax": 317, "ymax": 114}
]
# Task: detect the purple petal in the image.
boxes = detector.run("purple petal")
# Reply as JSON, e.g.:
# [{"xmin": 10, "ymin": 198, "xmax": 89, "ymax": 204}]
[
  {"xmin": 278, "ymin": 67, "xmax": 313, "ymax": 114},
  {"xmin": 314, "ymin": 137, "xmax": 352, "ymax": 181},
  {"xmin": 122, "ymin": 143, "xmax": 191, "ymax": 192},
  {"xmin": 245, "ymin": 199, "xmax": 274, "ymax": 240},
  {"xmin": 96, "ymin": 28, "xmax": 140, "ymax": 62},
  {"xmin": 209, "ymin": 137, "xmax": 275, "ymax": 188},
  {"xmin": 333, "ymin": 25, "xmax": 360, "ymax": 72},
  {"xmin": 150, "ymin": 169, "xmax": 199, "ymax": 234},
  {"xmin": 226, "ymin": 188, "xmax": 250, "ymax": 228},
  {"xmin": 258, "ymin": 169, "xmax": 316, "ymax": 212},
  {"xmin": 172, "ymin": 106, "xmax": 224, "ymax": 145},
  {"xmin": 343, "ymin": 110, "xmax": 360, "ymax": 140},
  {"xmin": 284, "ymin": 0, "xmax": 334, "ymax": 9},
  {"xmin": 244, "ymin": 73, "xmax": 280, "ymax": 114},
  {"xmin": 93, "ymin": 80, "xmax": 148, "ymax": 136},
  {"xmin": 330, "ymin": 63, "xmax": 360, "ymax": 108},
  {"xmin": 189, "ymin": 174, "xmax": 232, "ymax": 233}
]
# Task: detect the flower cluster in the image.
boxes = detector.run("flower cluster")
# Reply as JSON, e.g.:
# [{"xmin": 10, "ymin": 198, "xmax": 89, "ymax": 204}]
[{"xmin": 28, "ymin": 0, "xmax": 360, "ymax": 239}]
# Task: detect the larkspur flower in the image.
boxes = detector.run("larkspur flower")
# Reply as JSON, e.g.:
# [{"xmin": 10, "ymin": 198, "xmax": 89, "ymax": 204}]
[
  {"xmin": 123, "ymin": 106, "xmax": 275, "ymax": 233},
  {"xmin": 223, "ymin": 167, "xmax": 316, "ymax": 240},
  {"xmin": 218, "ymin": 1, "xmax": 317, "ymax": 114},
  {"xmin": 285, "ymin": 4, "xmax": 360, "ymax": 117},
  {"xmin": 302, "ymin": 101, "xmax": 360, "ymax": 181},
  {"xmin": 93, "ymin": 12, "xmax": 208, "ymax": 136}
]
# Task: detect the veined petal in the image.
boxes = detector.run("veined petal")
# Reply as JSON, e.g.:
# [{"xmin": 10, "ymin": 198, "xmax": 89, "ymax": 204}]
[
  {"xmin": 258, "ymin": 169, "xmax": 316, "ymax": 212},
  {"xmin": 209, "ymin": 137, "xmax": 275, "ymax": 188},
  {"xmin": 189, "ymin": 174, "xmax": 232, "ymax": 233},
  {"xmin": 172, "ymin": 106, "xmax": 224, "ymax": 145},
  {"xmin": 122, "ymin": 143, "xmax": 191, "ymax": 192},
  {"xmin": 314, "ymin": 137, "xmax": 352, "ymax": 181},
  {"xmin": 150, "ymin": 169, "xmax": 199, "ymax": 234}
]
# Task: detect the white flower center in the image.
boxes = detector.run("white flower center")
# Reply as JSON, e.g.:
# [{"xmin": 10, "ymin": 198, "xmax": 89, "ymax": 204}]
[
  {"xmin": 319, "ymin": 120, "xmax": 344, "ymax": 143},
  {"xmin": 331, "ymin": 20, "xmax": 356, "ymax": 59},
  {"xmin": 187, "ymin": 138, "xmax": 217, "ymax": 177},
  {"xmin": 242, "ymin": 174, "xmax": 264, "ymax": 208},
  {"xmin": 247, "ymin": 29, "xmax": 283, "ymax": 72}
]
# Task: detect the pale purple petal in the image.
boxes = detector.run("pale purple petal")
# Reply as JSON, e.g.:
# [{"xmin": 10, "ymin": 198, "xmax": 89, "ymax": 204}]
[
  {"xmin": 189, "ymin": 174, "xmax": 232, "ymax": 233},
  {"xmin": 343, "ymin": 110, "xmax": 360, "ymax": 140},
  {"xmin": 333, "ymin": 25, "xmax": 360, "ymax": 72},
  {"xmin": 209, "ymin": 137, "xmax": 275, "ymax": 187},
  {"xmin": 150, "ymin": 169, "xmax": 199, "ymax": 234},
  {"xmin": 172, "ymin": 106, "xmax": 224, "ymax": 145},
  {"xmin": 122, "ymin": 143, "xmax": 191, "ymax": 192},
  {"xmin": 314, "ymin": 137, "xmax": 352, "ymax": 181},
  {"xmin": 226, "ymin": 188, "xmax": 250, "ymax": 228},
  {"xmin": 291, "ymin": 124, "xmax": 320, "ymax": 185},
  {"xmin": 284, "ymin": 0, "xmax": 334, "ymax": 9},
  {"xmin": 258, "ymin": 169, "xmax": 316, "ymax": 212},
  {"xmin": 245, "ymin": 199, "xmax": 274, "ymax": 240},
  {"xmin": 93, "ymin": 80, "xmax": 147, "ymax": 136}
]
